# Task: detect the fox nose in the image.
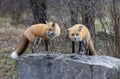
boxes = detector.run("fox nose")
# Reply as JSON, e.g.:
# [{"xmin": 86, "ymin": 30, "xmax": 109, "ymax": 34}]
[
  {"xmin": 50, "ymin": 32, "xmax": 55, "ymax": 35},
  {"xmin": 49, "ymin": 32, "xmax": 55, "ymax": 36},
  {"xmin": 74, "ymin": 38, "xmax": 76, "ymax": 40}
]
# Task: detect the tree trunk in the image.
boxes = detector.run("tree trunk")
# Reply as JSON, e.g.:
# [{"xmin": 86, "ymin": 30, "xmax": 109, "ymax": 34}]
[
  {"xmin": 112, "ymin": 0, "xmax": 120, "ymax": 58},
  {"xmin": 11, "ymin": 0, "xmax": 22, "ymax": 25},
  {"xmin": 69, "ymin": 0, "xmax": 79, "ymax": 25},
  {"xmin": 81, "ymin": 0, "xmax": 95, "ymax": 41},
  {"xmin": 29, "ymin": 0, "xmax": 46, "ymax": 24}
]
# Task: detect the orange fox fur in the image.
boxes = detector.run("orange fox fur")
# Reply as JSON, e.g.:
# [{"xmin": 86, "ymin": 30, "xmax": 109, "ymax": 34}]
[
  {"xmin": 68, "ymin": 24, "xmax": 97, "ymax": 55},
  {"xmin": 11, "ymin": 22, "xmax": 61, "ymax": 59}
]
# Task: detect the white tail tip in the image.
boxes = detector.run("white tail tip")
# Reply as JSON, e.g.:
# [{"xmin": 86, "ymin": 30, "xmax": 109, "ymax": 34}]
[{"xmin": 10, "ymin": 52, "xmax": 19, "ymax": 59}]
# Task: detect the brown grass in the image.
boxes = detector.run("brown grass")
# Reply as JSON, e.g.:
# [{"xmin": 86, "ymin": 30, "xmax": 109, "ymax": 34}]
[{"xmin": 0, "ymin": 17, "xmax": 26, "ymax": 79}]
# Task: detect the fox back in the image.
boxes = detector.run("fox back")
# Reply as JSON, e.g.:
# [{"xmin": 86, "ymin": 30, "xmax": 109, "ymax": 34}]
[{"xmin": 24, "ymin": 22, "xmax": 61, "ymax": 40}]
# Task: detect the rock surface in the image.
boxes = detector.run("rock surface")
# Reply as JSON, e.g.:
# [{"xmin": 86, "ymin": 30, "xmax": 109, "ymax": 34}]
[{"xmin": 17, "ymin": 53, "xmax": 120, "ymax": 79}]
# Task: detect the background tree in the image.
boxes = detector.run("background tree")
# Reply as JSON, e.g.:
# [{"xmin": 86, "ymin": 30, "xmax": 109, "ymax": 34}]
[
  {"xmin": 69, "ymin": 0, "xmax": 79, "ymax": 25},
  {"xmin": 29, "ymin": 0, "xmax": 46, "ymax": 23},
  {"xmin": 81, "ymin": 0, "xmax": 95, "ymax": 41},
  {"xmin": 1, "ymin": 1, "xmax": 120, "ymax": 78},
  {"xmin": 111, "ymin": 0, "xmax": 120, "ymax": 57},
  {"xmin": 0, "ymin": 0, "xmax": 120, "ymax": 57}
]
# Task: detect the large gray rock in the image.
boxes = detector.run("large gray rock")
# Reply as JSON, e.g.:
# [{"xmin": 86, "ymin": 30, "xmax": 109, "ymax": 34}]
[{"xmin": 17, "ymin": 53, "xmax": 120, "ymax": 79}]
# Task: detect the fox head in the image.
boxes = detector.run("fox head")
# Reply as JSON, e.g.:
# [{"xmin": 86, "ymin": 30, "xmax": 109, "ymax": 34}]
[
  {"xmin": 68, "ymin": 25, "xmax": 83, "ymax": 42},
  {"xmin": 45, "ymin": 22, "xmax": 59, "ymax": 40}
]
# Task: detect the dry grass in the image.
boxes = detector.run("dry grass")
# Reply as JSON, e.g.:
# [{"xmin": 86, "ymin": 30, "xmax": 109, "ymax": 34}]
[{"xmin": 0, "ymin": 17, "xmax": 26, "ymax": 79}]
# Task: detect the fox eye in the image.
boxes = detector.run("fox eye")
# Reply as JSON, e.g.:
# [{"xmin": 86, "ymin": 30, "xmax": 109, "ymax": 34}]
[
  {"xmin": 76, "ymin": 33, "xmax": 79, "ymax": 36},
  {"xmin": 49, "ymin": 29, "xmax": 52, "ymax": 31},
  {"xmin": 71, "ymin": 34, "xmax": 74, "ymax": 36}
]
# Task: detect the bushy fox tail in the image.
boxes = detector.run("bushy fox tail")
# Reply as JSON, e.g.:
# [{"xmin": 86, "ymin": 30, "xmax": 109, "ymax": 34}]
[
  {"xmin": 11, "ymin": 34, "xmax": 29, "ymax": 59},
  {"xmin": 88, "ymin": 40, "xmax": 97, "ymax": 55}
]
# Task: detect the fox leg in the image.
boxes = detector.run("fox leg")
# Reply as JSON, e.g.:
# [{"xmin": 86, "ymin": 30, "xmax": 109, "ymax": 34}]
[
  {"xmin": 72, "ymin": 41, "xmax": 75, "ymax": 53},
  {"xmin": 44, "ymin": 40, "xmax": 49, "ymax": 51},
  {"xmin": 85, "ymin": 48, "xmax": 89, "ymax": 55},
  {"xmin": 78, "ymin": 41, "xmax": 82, "ymax": 54},
  {"xmin": 33, "ymin": 37, "xmax": 42, "ymax": 48},
  {"xmin": 25, "ymin": 33, "xmax": 35, "ymax": 53},
  {"xmin": 85, "ymin": 43, "xmax": 89, "ymax": 55},
  {"xmin": 30, "ymin": 41, "xmax": 35, "ymax": 53}
]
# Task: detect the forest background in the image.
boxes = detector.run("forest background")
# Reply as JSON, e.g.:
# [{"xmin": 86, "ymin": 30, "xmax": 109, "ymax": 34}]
[{"xmin": 0, "ymin": 0, "xmax": 120, "ymax": 78}]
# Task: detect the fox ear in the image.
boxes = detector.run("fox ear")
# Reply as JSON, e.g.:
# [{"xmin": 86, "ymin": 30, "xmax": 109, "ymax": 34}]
[
  {"xmin": 52, "ymin": 23, "xmax": 55, "ymax": 27},
  {"xmin": 67, "ymin": 28, "xmax": 71, "ymax": 32},
  {"xmin": 45, "ymin": 20, "xmax": 48, "ymax": 24},
  {"xmin": 78, "ymin": 25, "xmax": 82, "ymax": 32}
]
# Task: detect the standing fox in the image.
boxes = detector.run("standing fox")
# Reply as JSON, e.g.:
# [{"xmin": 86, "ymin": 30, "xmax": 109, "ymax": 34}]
[
  {"xmin": 67, "ymin": 24, "xmax": 97, "ymax": 55},
  {"xmin": 11, "ymin": 22, "xmax": 61, "ymax": 59}
]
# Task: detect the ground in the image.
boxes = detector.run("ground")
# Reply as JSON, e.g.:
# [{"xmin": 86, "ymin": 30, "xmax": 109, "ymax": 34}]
[{"xmin": 0, "ymin": 18, "xmax": 26, "ymax": 79}]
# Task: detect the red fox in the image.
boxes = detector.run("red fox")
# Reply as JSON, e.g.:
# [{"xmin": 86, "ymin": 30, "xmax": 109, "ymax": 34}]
[
  {"xmin": 11, "ymin": 22, "xmax": 61, "ymax": 59},
  {"xmin": 67, "ymin": 24, "xmax": 97, "ymax": 55}
]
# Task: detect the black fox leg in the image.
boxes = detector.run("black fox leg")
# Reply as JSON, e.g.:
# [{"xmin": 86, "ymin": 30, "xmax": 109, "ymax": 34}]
[
  {"xmin": 30, "ymin": 41, "xmax": 35, "ymax": 53},
  {"xmin": 33, "ymin": 37, "xmax": 41, "ymax": 47},
  {"xmin": 85, "ymin": 48, "xmax": 89, "ymax": 55},
  {"xmin": 72, "ymin": 41, "xmax": 75, "ymax": 53},
  {"xmin": 44, "ymin": 40, "xmax": 48, "ymax": 51},
  {"xmin": 78, "ymin": 41, "xmax": 82, "ymax": 54}
]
